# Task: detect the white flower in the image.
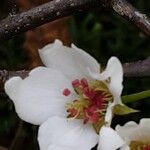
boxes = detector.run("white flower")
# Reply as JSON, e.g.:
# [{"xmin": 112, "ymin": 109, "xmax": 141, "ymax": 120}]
[
  {"xmin": 98, "ymin": 126, "xmax": 125, "ymax": 150},
  {"xmin": 99, "ymin": 118, "xmax": 150, "ymax": 150},
  {"xmin": 5, "ymin": 39, "xmax": 123, "ymax": 150}
]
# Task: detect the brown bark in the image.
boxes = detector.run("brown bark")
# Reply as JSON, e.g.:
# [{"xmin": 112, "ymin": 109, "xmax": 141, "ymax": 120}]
[
  {"xmin": 123, "ymin": 57, "xmax": 150, "ymax": 77},
  {"xmin": 111, "ymin": 0, "xmax": 150, "ymax": 36},
  {"xmin": 0, "ymin": 0, "xmax": 149, "ymax": 42},
  {"xmin": 16, "ymin": 0, "xmax": 71, "ymax": 68}
]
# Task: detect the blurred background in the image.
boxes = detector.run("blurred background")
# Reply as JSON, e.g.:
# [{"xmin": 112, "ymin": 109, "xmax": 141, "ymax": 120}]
[{"xmin": 0, "ymin": 0, "xmax": 149, "ymax": 149}]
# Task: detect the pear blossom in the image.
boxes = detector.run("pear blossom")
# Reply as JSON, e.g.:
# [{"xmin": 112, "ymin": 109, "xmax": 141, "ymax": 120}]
[
  {"xmin": 99, "ymin": 119, "xmax": 150, "ymax": 150},
  {"xmin": 5, "ymin": 39, "xmax": 123, "ymax": 150}
]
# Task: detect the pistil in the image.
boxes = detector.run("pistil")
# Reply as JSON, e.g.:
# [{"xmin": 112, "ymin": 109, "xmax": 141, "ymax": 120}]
[{"xmin": 63, "ymin": 78, "xmax": 113, "ymax": 133}]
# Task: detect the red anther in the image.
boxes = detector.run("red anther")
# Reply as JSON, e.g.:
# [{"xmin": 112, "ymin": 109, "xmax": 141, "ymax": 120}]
[
  {"xmin": 83, "ymin": 87, "xmax": 90, "ymax": 97},
  {"xmin": 72, "ymin": 79, "xmax": 80, "ymax": 87},
  {"xmin": 91, "ymin": 113, "xmax": 100, "ymax": 123},
  {"xmin": 84, "ymin": 105, "xmax": 100, "ymax": 124},
  {"xmin": 143, "ymin": 145, "xmax": 150, "ymax": 150},
  {"xmin": 66, "ymin": 78, "xmax": 109, "ymax": 125},
  {"xmin": 83, "ymin": 88, "xmax": 97, "ymax": 100},
  {"xmin": 67, "ymin": 108, "xmax": 78, "ymax": 117},
  {"xmin": 83, "ymin": 117, "xmax": 89, "ymax": 124},
  {"xmin": 63, "ymin": 88, "xmax": 71, "ymax": 96},
  {"xmin": 95, "ymin": 93, "xmax": 105, "ymax": 108},
  {"xmin": 81, "ymin": 78, "xmax": 88, "ymax": 88}
]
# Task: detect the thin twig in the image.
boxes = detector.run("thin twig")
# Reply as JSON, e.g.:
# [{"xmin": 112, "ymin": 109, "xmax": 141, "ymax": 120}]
[
  {"xmin": 0, "ymin": 0, "xmax": 101, "ymax": 41},
  {"xmin": 111, "ymin": 0, "xmax": 150, "ymax": 36},
  {"xmin": 0, "ymin": 70, "xmax": 29, "ymax": 91},
  {"xmin": 0, "ymin": 0, "xmax": 149, "ymax": 41},
  {"xmin": 123, "ymin": 57, "xmax": 150, "ymax": 77}
]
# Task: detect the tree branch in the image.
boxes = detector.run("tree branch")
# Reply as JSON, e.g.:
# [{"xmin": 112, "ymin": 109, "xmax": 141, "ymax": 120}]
[
  {"xmin": 0, "ymin": 70, "xmax": 29, "ymax": 83},
  {"xmin": 0, "ymin": 0, "xmax": 149, "ymax": 41},
  {"xmin": 8, "ymin": 0, "xmax": 19, "ymax": 15},
  {"xmin": 111, "ymin": 0, "xmax": 150, "ymax": 36},
  {"xmin": 0, "ymin": 0, "xmax": 101, "ymax": 41},
  {"xmin": 0, "ymin": 57, "xmax": 150, "ymax": 91},
  {"xmin": 123, "ymin": 57, "xmax": 150, "ymax": 77}
]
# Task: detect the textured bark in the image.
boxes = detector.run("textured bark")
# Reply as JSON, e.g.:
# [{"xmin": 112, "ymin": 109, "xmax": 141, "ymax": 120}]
[
  {"xmin": 123, "ymin": 57, "xmax": 150, "ymax": 77},
  {"xmin": 111, "ymin": 0, "xmax": 150, "ymax": 36},
  {"xmin": 0, "ymin": 0, "xmax": 149, "ymax": 41},
  {"xmin": 0, "ymin": 0, "xmax": 101, "ymax": 41}
]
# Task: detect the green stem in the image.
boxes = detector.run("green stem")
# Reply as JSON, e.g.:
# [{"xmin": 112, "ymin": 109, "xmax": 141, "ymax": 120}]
[{"xmin": 122, "ymin": 90, "xmax": 150, "ymax": 104}]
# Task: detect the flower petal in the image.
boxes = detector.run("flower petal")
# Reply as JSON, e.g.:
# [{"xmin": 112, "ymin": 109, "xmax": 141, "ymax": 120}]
[
  {"xmin": 5, "ymin": 67, "xmax": 74, "ymax": 125},
  {"xmin": 39, "ymin": 39, "xmax": 100, "ymax": 80},
  {"xmin": 98, "ymin": 126, "xmax": 125, "ymax": 150},
  {"xmin": 116, "ymin": 118, "xmax": 150, "ymax": 143},
  {"xmin": 47, "ymin": 144, "xmax": 85, "ymax": 150},
  {"xmin": 4, "ymin": 76, "xmax": 22, "ymax": 101},
  {"xmin": 38, "ymin": 116, "xmax": 98, "ymax": 150},
  {"xmin": 104, "ymin": 102, "xmax": 115, "ymax": 125},
  {"xmin": 89, "ymin": 57, "xmax": 123, "ymax": 104},
  {"xmin": 120, "ymin": 145, "xmax": 130, "ymax": 150}
]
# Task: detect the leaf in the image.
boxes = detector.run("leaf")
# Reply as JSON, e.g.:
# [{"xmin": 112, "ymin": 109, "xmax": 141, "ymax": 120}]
[{"xmin": 113, "ymin": 104, "xmax": 139, "ymax": 115}]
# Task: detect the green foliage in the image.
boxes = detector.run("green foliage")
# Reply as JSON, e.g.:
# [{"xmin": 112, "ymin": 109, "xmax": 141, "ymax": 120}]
[{"xmin": 113, "ymin": 104, "xmax": 139, "ymax": 115}]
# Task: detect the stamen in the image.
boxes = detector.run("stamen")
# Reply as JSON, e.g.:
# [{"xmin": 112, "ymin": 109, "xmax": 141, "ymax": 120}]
[
  {"xmin": 67, "ymin": 108, "xmax": 78, "ymax": 117},
  {"xmin": 143, "ymin": 145, "xmax": 150, "ymax": 150},
  {"xmin": 83, "ymin": 88, "xmax": 96, "ymax": 100},
  {"xmin": 63, "ymin": 88, "xmax": 71, "ymax": 96},
  {"xmin": 84, "ymin": 106, "xmax": 100, "ymax": 124},
  {"xmin": 81, "ymin": 78, "xmax": 88, "ymax": 88},
  {"xmin": 72, "ymin": 79, "xmax": 80, "ymax": 87},
  {"xmin": 65, "ymin": 78, "xmax": 112, "ymax": 132},
  {"xmin": 130, "ymin": 141, "xmax": 150, "ymax": 150}
]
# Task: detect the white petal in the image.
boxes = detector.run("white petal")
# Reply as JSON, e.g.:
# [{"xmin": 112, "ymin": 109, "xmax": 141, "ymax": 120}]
[
  {"xmin": 5, "ymin": 67, "xmax": 74, "ymax": 125},
  {"xmin": 104, "ymin": 102, "xmax": 114, "ymax": 125},
  {"xmin": 120, "ymin": 145, "xmax": 130, "ymax": 150},
  {"xmin": 89, "ymin": 57, "xmax": 123, "ymax": 104},
  {"xmin": 47, "ymin": 144, "xmax": 84, "ymax": 150},
  {"xmin": 39, "ymin": 39, "xmax": 100, "ymax": 80},
  {"xmin": 38, "ymin": 116, "xmax": 98, "ymax": 150},
  {"xmin": 5, "ymin": 77, "xmax": 22, "ymax": 101},
  {"xmin": 116, "ymin": 118, "xmax": 150, "ymax": 143},
  {"xmin": 140, "ymin": 118, "xmax": 150, "ymax": 128},
  {"xmin": 103, "ymin": 57, "xmax": 123, "ymax": 103},
  {"xmin": 47, "ymin": 145, "xmax": 72, "ymax": 150},
  {"xmin": 98, "ymin": 126, "xmax": 125, "ymax": 150}
]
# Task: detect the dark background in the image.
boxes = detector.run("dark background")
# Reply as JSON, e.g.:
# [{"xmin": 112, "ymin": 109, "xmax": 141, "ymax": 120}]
[{"xmin": 0, "ymin": 0, "xmax": 149, "ymax": 149}]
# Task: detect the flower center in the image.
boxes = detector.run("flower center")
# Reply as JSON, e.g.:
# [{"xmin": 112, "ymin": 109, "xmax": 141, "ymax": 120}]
[
  {"xmin": 63, "ymin": 78, "xmax": 113, "ymax": 133},
  {"xmin": 130, "ymin": 141, "xmax": 150, "ymax": 150}
]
